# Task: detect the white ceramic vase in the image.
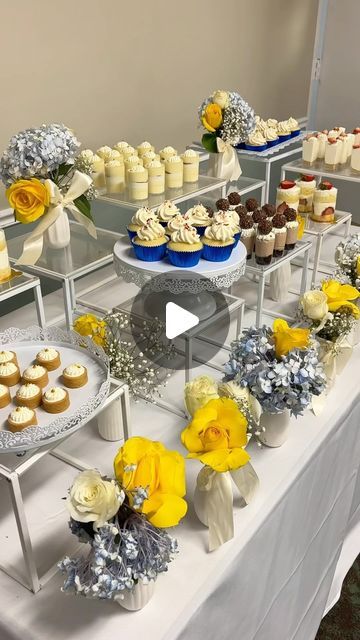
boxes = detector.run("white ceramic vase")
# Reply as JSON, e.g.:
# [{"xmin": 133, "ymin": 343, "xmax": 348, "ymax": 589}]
[
  {"xmin": 97, "ymin": 397, "xmax": 124, "ymax": 441},
  {"xmin": 115, "ymin": 579, "xmax": 155, "ymax": 611},
  {"xmin": 207, "ymin": 152, "xmax": 224, "ymax": 179},
  {"xmin": 269, "ymin": 262, "xmax": 292, "ymax": 302},
  {"xmin": 259, "ymin": 409, "xmax": 290, "ymax": 447},
  {"xmin": 44, "ymin": 209, "xmax": 71, "ymax": 249}
]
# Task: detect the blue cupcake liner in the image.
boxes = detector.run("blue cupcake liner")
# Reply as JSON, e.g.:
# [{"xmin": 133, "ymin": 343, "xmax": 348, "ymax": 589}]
[
  {"xmin": 202, "ymin": 243, "xmax": 234, "ymax": 262},
  {"xmin": 266, "ymin": 139, "xmax": 279, "ymax": 148},
  {"xmin": 244, "ymin": 143, "xmax": 268, "ymax": 152},
  {"xmin": 133, "ymin": 242, "xmax": 167, "ymax": 262},
  {"xmin": 127, "ymin": 228, "xmax": 137, "ymax": 241},
  {"xmin": 167, "ymin": 248, "xmax": 202, "ymax": 267},
  {"xmin": 278, "ymin": 134, "xmax": 291, "ymax": 142},
  {"xmin": 233, "ymin": 231, "xmax": 241, "ymax": 248},
  {"xmin": 159, "ymin": 221, "xmax": 168, "ymax": 228},
  {"xmin": 291, "ymin": 129, "xmax": 301, "ymax": 137},
  {"xmin": 235, "ymin": 142, "xmax": 246, "ymax": 149}
]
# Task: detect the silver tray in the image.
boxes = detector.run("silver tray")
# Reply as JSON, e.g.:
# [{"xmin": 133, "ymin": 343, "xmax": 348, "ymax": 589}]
[{"xmin": 0, "ymin": 326, "xmax": 110, "ymax": 453}]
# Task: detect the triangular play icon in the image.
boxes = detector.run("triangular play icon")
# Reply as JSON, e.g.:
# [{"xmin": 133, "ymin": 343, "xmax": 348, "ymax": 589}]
[{"xmin": 165, "ymin": 302, "xmax": 199, "ymax": 339}]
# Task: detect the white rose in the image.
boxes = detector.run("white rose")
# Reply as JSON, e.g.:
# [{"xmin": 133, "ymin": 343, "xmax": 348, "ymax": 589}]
[
  {"xmin": 66, "ymin": 469, "xmax": 124, "ymax": 530},
  {"xmin": 301, "ymin": 290, "xmax": 329, "ymax": 320},
  {"xmin": 184, "ymin": 375, "xmax": 219, "ymax": 417},
  {"xmin": 212, "ymin": 90, "xmax": 229, "ymax": 109},
  {"xmin": 218, "ymin": 381, "xmax": 262, "ymax": 424}
]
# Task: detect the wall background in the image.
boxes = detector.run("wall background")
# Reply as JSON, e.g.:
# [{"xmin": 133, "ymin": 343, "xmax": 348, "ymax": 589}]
[{"xmin": 0, "ymin": 0, "xmax": 318, "ymax": 208}]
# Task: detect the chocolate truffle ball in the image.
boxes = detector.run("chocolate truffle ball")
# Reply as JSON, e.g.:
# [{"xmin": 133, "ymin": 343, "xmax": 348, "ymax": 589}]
[
  {"xmin": 240, "ymin": 215, "xmax": 254, "ymax": 229},
  {"xmin": 262, "ymin": 203, "xmax": 276, "ymax": 218},
  {"xmin": 257, "ymin": 219, "xmax": 273, "ymax": 235},
  {"xmin": 215, "ymin": 198, "xmax": 229, "ymax": 211},
  {"xmin": 252, "ymin": 209, "xmax": 267, "ymax": 224},
  {"xmin": 246, "ymin": 197, "xmax": 259, "ymax": 212},
  {"xmin": 272, "ymin": 214, "xmax": 287, "ymax": 228},
  {"xmin": 283, "ymin": 207, "xmax": 297, "ymax": 222},
  {"xmin": 228, "ymin": 192, "xmax": 241, "ymax": 206},
  {"xmin": 235, "ymin": 204, "xmax": 247, "ymax": 217},
  {"xmin": 205, "ymin": 206, "xmax": 214, "ymax": 217}
]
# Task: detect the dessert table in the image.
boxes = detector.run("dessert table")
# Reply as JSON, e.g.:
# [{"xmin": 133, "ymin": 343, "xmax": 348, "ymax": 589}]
[
  {"xmin": 0, "ymin": 273, "xmax": 46, "ymax": 328},
  {"xmin": 0, "ymin": 343, "xmax": 358, "ymax": 640}
]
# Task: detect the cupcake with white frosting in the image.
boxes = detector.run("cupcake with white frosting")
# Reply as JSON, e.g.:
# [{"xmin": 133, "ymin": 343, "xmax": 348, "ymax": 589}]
[
  {"xmin": 212, "ymin": 211, "xmax": 241, "ymax": 246},
  {"xmin": 277, "ymin": 121, "xmax": 291, "ymax": 141},
  {"xmin": 42, "ymin": 387, "xmax": 70, "ymax": 414},
  {"xmin": 186, "ymin": 203, "xmax": 212, "ymax": 235},
  {"xmin": 127, "ymin": 207, "xmax": 157, "ymax": 240},
  {"xmin": 22, "ymin": 364, "xmax": 48, "ymax": 388},
  {"xmin": 133, "ymin": 220, "xmax": 168, "ymax": 261},
  {"xmin": 0, "ymin": 362, "xmax": 20, "ymax": 386},
  {"xmin": 287, "ymin": 117, "xmax": 300, "ymax": 137},
  {"xmin": 157, "ymin": 201, "xmax": 180, "ymax": 226},
  {"xmin": 245, "ymin": 130, "xmax": 267, "ymax": 151},
  {"xmin": 202, "ymin": 222, "xmax": 235, "ymax": 262},
  {"xmin": 167, "ymin": 225, "xmax": 203, "ymax": 267},
  {"xmin": 0, "ymin": 384, "xmax": 11, "ymax": 409},
  {"xmin": 36, "ymin": 347, "xmax": 61, "ymax": 371},
  {"xmin": 7, "ymin": 406, "xmax": 37, "ymax": 432},
  {"xmin": 264, "ymin": 127, "xmax": 279, "ymax": 148},
  {"xmin": 165, "ymin": 213, "xmax": 189, "ymax": 236},
  {"xmin": 165, "ymin": 155, "xmax": 183, "ymax": 189},
  {"xmin": 62, "ymin": 364, "xmax": 88, "ymax": 388},
  {"xmin": 15, "ymin": 383, "xmax": 42, "ymax": 409},
  {"xmin": 181, "ymin": 149, "xmax": 200, "ymax": 183}
]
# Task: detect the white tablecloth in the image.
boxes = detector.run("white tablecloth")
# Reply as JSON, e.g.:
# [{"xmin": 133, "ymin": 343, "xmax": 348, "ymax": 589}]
[{"xmin": 0, "ymin": 345, "xmax": 359, "ymax": 640}]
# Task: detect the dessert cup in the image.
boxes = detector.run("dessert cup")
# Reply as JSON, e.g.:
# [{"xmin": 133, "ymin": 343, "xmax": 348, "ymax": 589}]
[
  {"xmin": 36, "ymin": 347, "xmax": 61, "ymax": 371},
  {"xmin": 42, "ymin": 387, "xmax": 70, "ymax": 414},
  {"xmin": 165, "ymin": 156, "xmax": 183, "ymax": 189},
  {"xmin": 137, "ymin": 142, "xmax": 155, "ymax": 158},
  {"xmin": 255, "ymin": 219, "xmax": 275, "ymax": 265},
  {"xmin": 240, "ymin": 227, "xmax": 255, "ymax": 259},
  {"xmin": 147, "ymin": 162, "xmax": 165, "ymax": 195},
  {"xmin": 22, "ymin": 364, "xmax": 49, "ymax": 388},
  {"xmin": 276, "ymin": 181, "xmax": 300, "ymax": 213},
  {"xmin": 181, "ymin": 150, "xmax": 200, "ymax": 182},
  {"xmin": 159, "ymin": 147, "xmax": 177, "ymax": 162},
  {"xmin": 296, "ymin": 176, "xmax": 316, "ymax": 214},
  {"xmin": 8, "ymin": 407, "xmax": 37, "ymax": 432},
  {"xmin": 62, "ymin": 364, "xmax": 88, "ymax": 389},
  {"xmin": 0, "ymin": 362, "xmax": 20, "ymax": 386},
  {"xmin": 105, "ymin": 160, "xmax": 125, "ymax": 193},
  {"xmin": 128, "ymin": 166, "xmax": 148, "ymax": 201},
  {"xmin": 91, "ymin": 155, "xmax": 106, "ymax": 189},
  {"xmin": 273, "ymin": 229, "xmax": 287, "ymax": 256},
  {"xmin": 0, "ymin": 384, "xmax": 11, "ymax": 408},
  {"xmin": 15, "ymin": 383, "xmax": 42, "ymax": 409}
]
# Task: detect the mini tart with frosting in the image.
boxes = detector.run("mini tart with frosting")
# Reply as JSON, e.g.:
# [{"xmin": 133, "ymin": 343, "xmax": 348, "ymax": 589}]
[
  {"xmin": 22, "ymin": 364, "xmax": 49, "ymax": 388},
  {"xmin": 0, "ymin": 350, "xmax": 18, "ymax": 366},
  {"xmin": 62, "ymin": 363, "xmax": 88, "ymax": 389},
  {"xmin": 36, "ymin": 347, "xmax": 61, "ymax": 371},
  {"xmin": 167, "ymin": 225, "xmax": 203, "ymax": 267},
  {"xmin": 15, "ymin": 383, "xmax": 42, "ymax": 409},
  {"xmin": 0, "ymin": 362, "xmax": 20, "ymax": 386},
  {"xmin": 0, "ymin": 384, "xmax": 11, "ymax": 408},
  {"xmin": 8, "ymin": 406, "xmax": 37, "ymax": 432},
  {"xmin": 42, "ymin": 387, "xmax": 70, "ymax": 414}
]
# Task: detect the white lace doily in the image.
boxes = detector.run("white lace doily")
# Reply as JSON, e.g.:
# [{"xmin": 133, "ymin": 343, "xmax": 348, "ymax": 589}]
[
  {"xmin": 113, "ymin": 238, "xmax": 247, "ymax": 293},
  {"xmin": 0, "ymin": 326, "xmax": 110, "ymax": 453}
]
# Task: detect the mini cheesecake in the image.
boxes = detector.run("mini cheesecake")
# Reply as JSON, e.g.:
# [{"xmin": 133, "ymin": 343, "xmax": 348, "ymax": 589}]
[
  {"xmin": 42, "ymin": 387, "xmax": 70, "ymax": 414},
  {"xmin": 15, "ymin": 383, "xmax": 42, "ymax": 409},
  {"xmin": 0, "ymin": 384, "xmax": 11, "ymax": 408},
  {"xmin": 22, "ymin": 364, "xmax": 49, "ymax": 388},
  {"xmin": 36, "ymin": 347, "xmax": 61, "ymax": 371},
  {"xmin": 0, "ymin": 362, "xmax": 20, "ymax": 386},
  {"xmin": 296, "ymin": 174, "xmax": 316, "ymax": 214},
  {"xmin": 8, "ymin": 406, "xmax": 37, "ymax": 432},
  {"xmin": 311, "ymin": 181, "xmax": 337, "ymax": 223},
  {"xmin": 276, "ymin": 180, "xmax": 300, "ymax": 213},
  {"xmin": 62, "ymin": 363, "xmax": 88, "ymax": 388},
  {"xmin": 0, "ymin": 350, "xmax": 18, "ymax": 366}
]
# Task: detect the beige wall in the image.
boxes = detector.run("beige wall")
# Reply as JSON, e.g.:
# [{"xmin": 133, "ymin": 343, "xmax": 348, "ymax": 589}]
[{"xmin": 0, "ymin": 0, "xmax": 317, "ymax": 207}]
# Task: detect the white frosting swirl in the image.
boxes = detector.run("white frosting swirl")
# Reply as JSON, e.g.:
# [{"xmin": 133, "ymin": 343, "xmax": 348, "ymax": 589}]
[
  {"xmin": 137, "ymin": 220, "xmax": 166, "ymax": 241},
  {"xmin": 167, "ymin": 214, "xmax": 187, "ymax": 232},
  {"xmin": 23, "ymin": 365, "xmax": 46, "ymax": 379},
  {"xmin": 247, "ymin": 131, "xmax": 266, "ymax": 146},
  {"xmin": 138, "ymin": 141, "xmax": 152, "ymax": 150},
  {"xmin": 0, "ymin": 362, "xmax": 17, "ymax": 376},
  {"xmin": 123, "ymin": 145, "xmax": 136, "ymax": 155},
  {"xmin": 63, "ymin": 364, "xmax": 85, "ymax": 377},
  {"xmin": 128, "ymin": 165, "xmax": 146, "ymax": 175},
  {"xmin": 10, "ymin": 406, "xmax": 34, "ymax": 423},
  {"xmin": 96, "ymin": 146, "xmax": 113, "ymax": 161},
  {"xmin": 286, "ymin": 220, "xmax": 299, "ymax": 229},
  {"xmin": 147, "ymin": 160, "xmax": 162, "ymax": 168},
  {"xmin": 142, "ymin": 151, "xmax": 157, "ymax": 162},
  {"xmin": 79, "ymin": 149, "xmax": 94, "ymax": 160},
  {"xmin": 187, "ymin": 204, "xmax": 210, "ymax": 225},
  {"xmin": 213, "ymin": 211, "xmax": 240, "ymax": 232},
  {"xmin": 170, "ymin": 225, "xmax": 201, "ymax": 244},
  {"xmin": 17, "ymin": 383, "xmax": 40, "ymax": 399},
  {"xmin": 182, "ymin": 149, "xmax": 198, "ymax": 158},
  {"xmin": 257, "ymin": 231, "xmax": 276, "ymax": 241},
  {"xmin": 287, "ymin": 117, "xmax": 299, "ymax": 130},
  {"xmin": 265, "ymin": 127, "xmax": 278, "ymax": 141},
  {"xmin": 126, "ymin": 155, "xmax": 140, "ymax": 165},
  {"xmin": 106, "ymin": 149, "xmax": 122, "ymax": 162},
  {"xmin": 157, "ymin": 201, "xmax": 180, "ymax": 221},
  {"xmin": 44, "ymin": 387, "xmax": 67, "ymax": 402},
  {"xmin": 166, "ymin": 155, "xmax": 182, "ymax": 164},
  {"xmin": 205, "ymin": 223, "xmax": 234, "ymax": 242},
  {"xmin": 0, "ymin": 384, "xmax": 9, "ymax": 396},
  {"xmin": 131, "ymin": 207, "xmax": 157, "ymax": 226},
  {"xmin": 37, "ymin": 347, "xmax": 58, "ymax": 361},
  {"xmin": 113, "ymin": 141, "xmax": 129, "ymax": 151},
  {"xmin": 91, "ymin": 154, "xmax": 102, "ymax": 163},
  {"xmin": 277, "ymin": 121, "xmax": 291, "ymax": 135},
  {"xmin": 0, "ymin": 350, "xmax": 15, "ymax": 363},
  {"xmin": 161, "ymin": 146, "xmax": 176, "ymax": 154},
  {"xmin": 267, "ymin": 118, "xmax": 278, "ymax": 128}
]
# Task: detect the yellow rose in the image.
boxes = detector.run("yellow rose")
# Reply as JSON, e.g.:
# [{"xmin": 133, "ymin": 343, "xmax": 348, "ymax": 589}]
[
  {"xmin": 202, "ymin": 103, "xmax": 223, "ymax": 133},
  {"xmin": 321, "ymin": 280, "xmax": 360, "ymax": 316},
  {"xmin": 297, "ymin": 214, "xmax": 305, "ymax": 239},
  {"xmin": 73, "ymin": 313, "xmax": 107, "ymax": 346},
  {"xmin": 6, "ymin": 178, "xmax": 50, "ymax": 224},
  {"xmin": 114, "ymin": 437, "xmax": 187, "ymax": 528},
  {"xmin": 66, "ymin": 469, "xmax": 123, "ymax": 531},
  {"xmin": 356, "ymin": 255, "xmax": 360, "ymax": 276},
  {"xmin": 181, "ymin": 398, "xmax": 249, "ymax": 473},
  {"xmin": 301, "ymin": 290, "xmax": 328, "ymax": 320},
  {"xmin": 218, "ymin": 381, "xmax": 262, "ymax": 424},
  {"xmin": 272, "ymin": 319, "xmax": 310, "ymax": 358},
  {"xmin": 212, "ymin": 90, "xmax": 229, "ymax": 109},
  {"xmin": 184, "ymin": 375, "xmax": 219, "ymax": 417}
]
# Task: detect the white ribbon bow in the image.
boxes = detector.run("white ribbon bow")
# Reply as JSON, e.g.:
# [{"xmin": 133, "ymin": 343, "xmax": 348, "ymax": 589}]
[
  {"xmin": 17, "ymin": 170, "xmax": 97, "ymax": 265},
  {"xmin": 215, "ymin": 138, "xmax": 242, "ymax": 182},
  {"xmin": 312, "ymin": 335, "xmax": 353, "ymax": 415}
]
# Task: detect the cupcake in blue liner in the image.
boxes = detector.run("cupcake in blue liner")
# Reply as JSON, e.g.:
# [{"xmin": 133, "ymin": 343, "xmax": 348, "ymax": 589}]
[
  {"xmin": 213, "ymin": 210, "xmax": 240, "ymax": 247},
  {"xmin": 185, "ymin": 202, "xmax": 212, "ymax": 236},
  {"xmin": 165, "ymin": 212, "xmax": 192, "ymax": 236},
  {"xmin": 132, "ymin": 220, "xmax": 168, "ymax": 262},
  {"xmin": 287, "ymin": 117, "xmax": 301, "ymax": 137},
  {"xmin": 244, "ymin": 130, "xmax": 267, "ymax": 152},
  {"xmin": 156, "ymin": 200, "xmax": 180, "ymax": 227},
  {"xmin": 167, "ymin": 224, "xmax": 203, "ymax": 267},
  {"xmin": 265, "ymin": 127, "xmax": 279, "ymax": 147},
  {"xmin": 127, "ymin": 206, "xmax": 157, "ymax": 241},
  {"xmin": 277, "ymin": 121, "xmax": 291, "ymax": 141},
  {"xmin": 202, "ymin": 221, "xmax": 235, "ymax": 262}
]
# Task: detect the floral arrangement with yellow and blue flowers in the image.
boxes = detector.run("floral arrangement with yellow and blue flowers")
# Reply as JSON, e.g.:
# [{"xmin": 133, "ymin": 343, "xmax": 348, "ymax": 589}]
[
  {"xmin": 300, "ymin": 280, "xmax": 360, "ymax": 342},
  {"xmin": 199, "ymin": 89, "xmax": 256, "ymax": 153}
]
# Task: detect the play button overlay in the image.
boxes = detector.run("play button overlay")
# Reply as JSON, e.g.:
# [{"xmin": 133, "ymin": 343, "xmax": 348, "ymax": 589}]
[
  {"xmin": 127, "ymin": 270, "xmax": 231, "ymax": 372},
  {"xmin": 165, "ymin": 303, "xmax": 199, "ymax": 339}
]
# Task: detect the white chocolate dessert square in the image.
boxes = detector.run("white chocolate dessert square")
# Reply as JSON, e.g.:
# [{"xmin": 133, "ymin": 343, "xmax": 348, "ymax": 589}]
[
  {"xmin": 351, "ymin": 146, "xmax": 360, "ymax": 172},
  {"xmin": 302, "ymin": 136, "xmax": 319, "ymax": 163},
  {"xmin": 325, "ymin": 140, "xmax": 341, "ymax": 166}
]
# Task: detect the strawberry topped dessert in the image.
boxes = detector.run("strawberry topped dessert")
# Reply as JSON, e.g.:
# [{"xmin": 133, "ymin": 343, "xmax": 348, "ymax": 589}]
[
  {"xmin": 311, "ymin": 181, "xmax": 337, "ymax": 223},
  {"xmin": 276, "ymin": 179, "xmax": 300, "ymax": 213}
]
